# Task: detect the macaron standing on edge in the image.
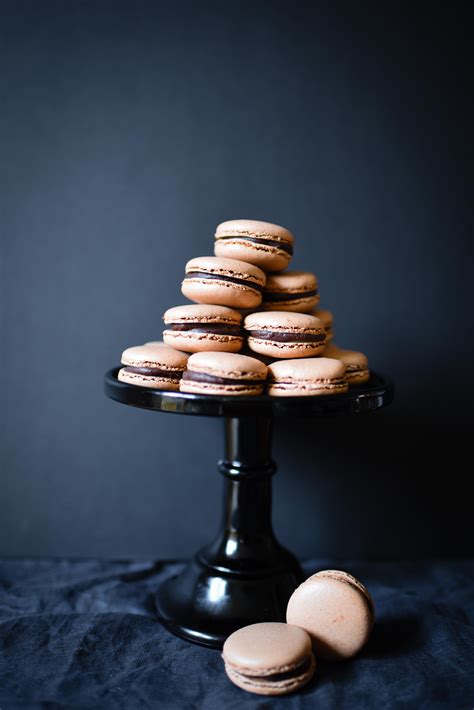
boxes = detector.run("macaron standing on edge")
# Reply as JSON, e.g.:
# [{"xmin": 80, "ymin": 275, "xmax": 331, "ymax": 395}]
[
  {"xmin": 215, "ymin": 219, "xmax": 294, "ymax": 272},
  {"xmin": 118, "ymin": 343, "xmax": 189, "ymax": 390},
  {"xmin": 261, "ymin": 271, "xmax": 320, "ymax": 313},
  {"xmin": 268, "ymin": 358, "xmax": 348, "ymax": 396},
  {"xmin": 182, "ymin": 256, "xmax": 266, "ymax": 310},
  {"xmin": 286, "ymin": 570, "xmax": 375, "ymax": 661},
  {"xmin": 180, "ymin": 351, "xmax": 267, "ymax": 396},
  {"xmin": 163, "ymin": 304, "xmax": 244, "ymax": 353},
  {"xmin": 245, "ymin": 311, "xmax": 326, "ymax": 359},
  {"xmin": 222, "ymin": 622, "xmax": 316, "ymax": 696}
]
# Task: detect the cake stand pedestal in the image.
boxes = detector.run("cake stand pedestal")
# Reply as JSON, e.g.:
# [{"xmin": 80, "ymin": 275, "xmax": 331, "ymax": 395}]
[{"xmin": 105, "ymin": 368, "xmax": 393, "ymax": 648}]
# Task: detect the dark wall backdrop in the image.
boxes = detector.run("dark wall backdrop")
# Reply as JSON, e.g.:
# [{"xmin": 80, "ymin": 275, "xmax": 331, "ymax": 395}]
[{"xmin": 2, "ymin": 1, "xmax": 472, "ymax": 559}]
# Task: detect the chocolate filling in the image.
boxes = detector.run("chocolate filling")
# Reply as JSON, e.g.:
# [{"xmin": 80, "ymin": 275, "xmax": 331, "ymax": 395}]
[
  {"xmin": 183, "ymin": 371, "xmax": 265, "ymax": 387},
  {"xmin": 235, "ymin": 656, "xmax": 311, "ymax": 683},
  {"xmin": 218, "ymin": 235, "xmax": 293, "ymax": 256},
  {"xmin": 263, "ymin": 288, "xmax": 318, "ymax": 302},
  {"xmin": 168, "ymin": 323, "xmax": 243, "ymax": 336},
  {"xmin": 248, "ymin": 330, "xmax": 326, "ymax": 343},
  {"xmin": 123, "ymin": 366, "xmax": 183, "ymax": 379},
  {"xmin": 185, "ymin": 271, "xmax": 263, "ymax": 293}
]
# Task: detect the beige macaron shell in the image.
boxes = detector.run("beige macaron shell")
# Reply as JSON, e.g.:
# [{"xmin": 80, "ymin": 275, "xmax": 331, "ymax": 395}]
[
  {"xmin": 163, "ymin": 304, "xmax": 242, "ymax": 325},
  {"xmin": 215, "ymin": 220, "xmax": 293, "ymax": 273},
  {"xmin": 245, "ymin": 311, "xmax": 326, "ymax": 359},
  {"xmin": 262, "ymin": 271, "xmax": 319, "ymax": 312},
  {"xmin": 163, "ymin": 304, "xmax": 244, "ymax": 353},
  {"xmin": 121, "ymin": 343, "xmax": 188, "ymax": 369},
  {"xmin": 325, "ymin": 343, "xmax": 370, "ymax": 384},
  {"xmin": 180, "ymin": 351, "xmax": 267, "ymax": 396},
  {"xmin": 268, "ymin": 357, "xmax": 347, "ymax": 396},
  {"xmin": 182, "ymin": 256, "xmax": 265, "ymax": 309},
  {"xmin": 286, "ymin": 570, "xmax": 374, "ymax": 660},
  {"xmin": 223, "ymin": 622, "xmax": 315, "ymax": 696},
  {"xmin": 118, "ymin": 343, "xmax": 188, "ymax": 390}
]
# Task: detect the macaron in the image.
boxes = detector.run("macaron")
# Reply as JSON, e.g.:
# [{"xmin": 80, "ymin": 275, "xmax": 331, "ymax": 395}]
[
  {"xmin": 267, "ymin": 357, "xmax": 348, "ymax": 396},
  {"xmin": 244, "ymin": 312, "xmax": 326, "ymax": 359},
  {"xmin": 163, "ymin": 304, "xmax": 244, "ymax": 353},
  {"xmin": 118, "ymin": 342, "xmax": 188, "ymax": 390},
  {"xmin": 287, "ymin": 570, "xmax": 375, "ymax": 661},
  {"xmin": 312, "ymin": 308, "xmax": 334, "ymax": 341},
  {"xmin": 222, "ymin": 622, "xmax": 316, "ymax": 696},
  {"xmin": 261, "ymin": 271, "xmax": 319, "ymax": 312},
  {"xmin": 180, "ymin": 352, "xmax": 267, "ymax": 396},
  {"xmin": 215, "ymin": 219, "xmax": 294, "ymax": 272},
  {"xmin": 182, "ymin": 256, "xmax": 265, "ymax": 310},
  {"xmin": 325, "ymin": 343, "xmax": 370, "ymax": 384}
]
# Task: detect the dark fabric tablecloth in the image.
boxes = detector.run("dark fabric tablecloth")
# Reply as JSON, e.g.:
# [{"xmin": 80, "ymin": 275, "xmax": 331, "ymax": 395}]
[{"xmin": 0, "ymin": 558, "xmax": 473, "ymax": 709}]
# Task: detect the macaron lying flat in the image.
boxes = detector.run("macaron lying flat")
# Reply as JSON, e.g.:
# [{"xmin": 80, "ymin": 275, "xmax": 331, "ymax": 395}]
[
  {"xmin": 223, "ymin": 622, "xmax": 316, "ymax": 696},
  {"xmin": 163, "ymin": 304, "xmax": 244, "ymax": 353},
  {"xmin": 286, "ymin": 570, "xmax": 375, "ymax": 661},
  {"xmin": 313, "ymin": 308, "xmax": 334, "ymax": 341},
  {"xmin": 182, "ymin": 256, "xmax": 266, "ymax": 309},
  {"xmin": 215, "ymin": 219, "xmax": 294, "ymax": 272},
  {"xmin": 268, "ymin": 358, "xmax": 348, "ymax": 396},
  {"xmin": 325, "ymin": 343, "xmax": 370, "ymax": 384},
  {"xmin": 245, "ymin": 311, "xmax": 326, "ymax": 359},
  {"xmin": 118, "ymin": 342, "xmax": 188, "ymax": 390},
  {"xmin": 180, "ymin": 351, "xmax": 267, "ymax": 396},
  {"xmin": 261, "ymin": 271, "xmax": 320, "ymax": 312}
]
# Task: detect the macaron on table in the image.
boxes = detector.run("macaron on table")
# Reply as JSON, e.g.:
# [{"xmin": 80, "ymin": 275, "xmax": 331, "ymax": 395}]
[{"xmin": 105, "ymin": 218, "xmax": 393, "ymax": 649}]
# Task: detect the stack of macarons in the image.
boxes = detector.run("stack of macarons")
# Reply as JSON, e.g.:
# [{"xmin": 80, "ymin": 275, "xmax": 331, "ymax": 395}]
[{"xmin": 118, "ymin": 219, "xmax": 370, "ymax": 396}]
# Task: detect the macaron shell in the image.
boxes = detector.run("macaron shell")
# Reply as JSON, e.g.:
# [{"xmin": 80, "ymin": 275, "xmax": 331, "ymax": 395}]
[
  {"xmin": 244, "ymin": 311, "xmax": 324, "ymax": 332},
  {"xmin": 260, "ymin": 293, "xmax": 320, "ymax": 312},
  {"xmin": 185, "ymin": 256, "xmax": 266, "ymax": 286},
  {"xmin": 163, "ymin": 303, "xmax": 242, "ymax": 325},
  {"xmin": 314, "ymin": 570, "xmax": 375, "ymax": 619},
  {"xmin": 248, "ymin": 338, "xmax": 326, "ymax": 359},
  {"xmin": 163, "ymin": 330, "xmax": 244, "ymax": 353},
  {"xmin": 223, "ymin": 622, "xmax": 312, "ymax": 674},
  {"xmin": 224, "ymin": 654, "xmax": 315, "ymax": 696},
  {"xmin": 186, "ymin": 351, "xmax": 267, "ymax": 380},
  {"xmin": 214, "ymin": 239, "xmax": 290, "ymax": 273},
  {"xmin": 117, "ymin": 369, "xmax": 181, "ymax": 390},
  {"xmin": 180, "ymin": 380, "xmax": 263, "ymax": 396},
  {"xmin": 182, "ymin": 278, "xmax": 262, "ymax": 309},
  {"xmin": 286, "ymin": 571, "xmax": 374, "ymax": 660}
]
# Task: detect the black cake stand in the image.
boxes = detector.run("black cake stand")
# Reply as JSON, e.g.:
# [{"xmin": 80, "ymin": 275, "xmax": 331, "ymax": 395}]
[{"xmin": 105, "ymin": 367, "xmax": 393, "ymax": 648}]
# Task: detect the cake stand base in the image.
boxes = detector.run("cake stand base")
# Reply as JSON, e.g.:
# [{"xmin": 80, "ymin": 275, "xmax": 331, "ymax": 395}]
[{"xmin": 105, "ymin": 368, "xmax": 393, "ymax": 649}]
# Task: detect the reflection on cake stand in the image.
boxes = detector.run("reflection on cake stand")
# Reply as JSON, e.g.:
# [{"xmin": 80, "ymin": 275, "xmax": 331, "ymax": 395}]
[{"xmin": 104, "ymin": 368, "xmax": 393, "ymax": 648}]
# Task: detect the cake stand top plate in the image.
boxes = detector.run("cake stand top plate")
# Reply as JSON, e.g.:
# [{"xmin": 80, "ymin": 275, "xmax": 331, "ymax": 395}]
[{"xmin": 105, "ymin": 367, "xmax": 393, "ymax": 418}]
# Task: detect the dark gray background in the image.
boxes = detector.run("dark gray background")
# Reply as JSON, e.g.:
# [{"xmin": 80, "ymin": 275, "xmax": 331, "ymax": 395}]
[{"xmin": 2, "ymin": 1, "xmax": 472, "ymax": 559}]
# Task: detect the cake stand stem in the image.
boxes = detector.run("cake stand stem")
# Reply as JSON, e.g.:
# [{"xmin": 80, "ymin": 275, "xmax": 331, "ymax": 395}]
[{"xmin": 154, "ymin": 413, "xmax": 302, "ymax": 648}]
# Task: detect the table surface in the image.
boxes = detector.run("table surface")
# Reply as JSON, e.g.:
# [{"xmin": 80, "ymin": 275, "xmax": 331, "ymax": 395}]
[{"xmin": 0, "ymin": 558, "xmax": 472, "ymax": 709}]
